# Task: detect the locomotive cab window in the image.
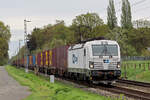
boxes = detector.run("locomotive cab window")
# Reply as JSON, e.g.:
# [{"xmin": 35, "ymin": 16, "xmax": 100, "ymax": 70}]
[{"xmin": 92, "ymin": 44, "xmax": 118, "ymax": 56}]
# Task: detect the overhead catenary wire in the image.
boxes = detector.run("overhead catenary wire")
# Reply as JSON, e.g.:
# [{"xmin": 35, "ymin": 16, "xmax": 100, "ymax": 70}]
[
  {"xmin": 102, "ymin": 0, "xmax": 147, "ymax": 18},
  {"xmin": 131, "ymin": 0, "xmax": 150, "ymax": 21},
  {"xmin": 102, "ymin": 0, "xmax": 148, "ymax": 22},
  {"xmin": 133, "ymin": 5, "xmax": 150, "ymax": 13},
  {"xmin": 131, "ymin": 0, "xmax": 147, "ymax": 6},
  {"xmin": 116, "ymin": 0, "xmax": 147, "ymax": 13}
]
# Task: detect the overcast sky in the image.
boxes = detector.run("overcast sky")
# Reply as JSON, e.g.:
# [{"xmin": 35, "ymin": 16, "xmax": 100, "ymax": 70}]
[{"xmin": 2, "ymin": 0, "xmax": 150, "ymax": 58}]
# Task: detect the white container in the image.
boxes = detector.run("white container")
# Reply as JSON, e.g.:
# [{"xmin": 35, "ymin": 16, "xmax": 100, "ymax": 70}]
[{"xmin": 50, "ymin": 75, "xmax": 54, "ymax": 83}]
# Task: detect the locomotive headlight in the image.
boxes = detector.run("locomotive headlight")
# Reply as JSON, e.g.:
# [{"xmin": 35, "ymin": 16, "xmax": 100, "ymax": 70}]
[
  {"xmin": 89, "ymin": 62, "xmax": 94, "ymax": 68},
  {"xmin": 117, "ymin": 62, "xmax": 121, "ymax": 68}
]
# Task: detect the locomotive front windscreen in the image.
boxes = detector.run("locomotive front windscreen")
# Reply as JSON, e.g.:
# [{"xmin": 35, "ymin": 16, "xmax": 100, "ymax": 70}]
[{"xmin": 92, "ymin": 44, "xmax": 118, "ymax": 56}]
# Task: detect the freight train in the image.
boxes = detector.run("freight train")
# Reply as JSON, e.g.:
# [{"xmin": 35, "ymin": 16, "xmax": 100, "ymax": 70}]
[{"xmin": 13, "ymin": 38, "xmax": 121, "ymax": 85}]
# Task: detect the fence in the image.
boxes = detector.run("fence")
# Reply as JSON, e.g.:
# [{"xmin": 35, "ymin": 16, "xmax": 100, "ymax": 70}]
[
  {"xmin": 121, "ymin": 62, "xmax": 150, "ymax": 79},
  {"xmin": 122, "ymin": 56, "xmax": 150, "ymax": 61}
]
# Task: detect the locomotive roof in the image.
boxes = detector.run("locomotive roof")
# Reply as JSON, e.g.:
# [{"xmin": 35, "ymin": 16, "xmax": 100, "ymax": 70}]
[
  {"xmin": 69, "ymin": 40, "xmax": 119, "ymax": 50},
  {"xmin": 85, "ymin": 40, "xmax": 118, "ymax": 45}
]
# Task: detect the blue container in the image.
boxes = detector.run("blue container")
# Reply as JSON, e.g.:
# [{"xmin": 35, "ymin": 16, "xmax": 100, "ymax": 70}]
[
  {"xmin": 27, "ymin": 56, "xmax": 29, "ymax": 65},
  {"xmin": 33, "ymin": 55, "xmax": 36, "ymax": 66}
]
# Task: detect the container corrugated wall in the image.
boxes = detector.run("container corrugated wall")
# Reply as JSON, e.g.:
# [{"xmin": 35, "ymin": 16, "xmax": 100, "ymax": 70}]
[
  {"xmin": 36, "ymin": 54, "xmax": 38, "ymax": 66},
  {"xmin": 27, "ymin": 56, "xmax": 29, "ymax": 66},
  {"xmin": 37, "ymin": 53, "xmax": 41, "ymax": 67},
  {"xmin": 50, "ymin": 45, "xmax": 69, "ymax": 75},
  {"xmin": 49, "ymin": 50, "xmax": 52, "ymax": 67},
  {"xmin": 43, "ymin": 51, "xmax": 46, "ymax": 67},
  {"xmin": 52, "ymin": 48, "xmax": 57, "ymax": 68},
  {"xmin": 41, "ymin": 52, "xmax": 43, "ymax": 67},
  {"xmin": 24, "ymin": 56, "xmax": 29, "ymax": 67},
  {"xmin": 24, "ymin": 56, "xmax": 27, "ymax": 67},
  {"xmin": 29, "ymin": 56, "xmax": 33, "ymax": 66},
  {"xmin": 45, "ymin": 50, "xmax": 49, "ymax": 67},
  {"xmin": 33, "ymin": 55, "xmax": 36, "ymax": 66}
]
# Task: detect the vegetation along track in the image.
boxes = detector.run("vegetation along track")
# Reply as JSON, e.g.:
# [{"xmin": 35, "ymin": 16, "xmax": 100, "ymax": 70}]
[
  {"xmin": 23, "ymin": 68, "xmax": 150, "ymax": 100},
  {"xmin": 47, "ymin": 76, "xmax": 150, "ymax": 99},
  {"xmin": 60, "ymin": 78, "xmax": 150, "ymax": 100},
  {"xmin": 54, "ymin": 76, "xmax": 150, "ymax": 100},
  {"xmin": 117, "ymin": 79, "xmax": 150, "ymax": 88}
]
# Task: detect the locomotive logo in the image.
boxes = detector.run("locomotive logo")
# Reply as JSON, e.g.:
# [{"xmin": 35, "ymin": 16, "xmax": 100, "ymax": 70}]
[{"xmin": 72, "ymin": 54, "xmax": 78, "ymax": 64}]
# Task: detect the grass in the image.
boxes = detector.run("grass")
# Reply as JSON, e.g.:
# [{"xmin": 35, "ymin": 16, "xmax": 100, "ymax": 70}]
[
  {"xmin": 6, "ymin": 65, "xmax": 122, "ymax": 100},
  {"xmin": 122, "ymin": 60, "xmax": 150, "ymax": 64},
  {"xmin": 121, "ymin": 60, "xmax": 150, "ymax": 82}
]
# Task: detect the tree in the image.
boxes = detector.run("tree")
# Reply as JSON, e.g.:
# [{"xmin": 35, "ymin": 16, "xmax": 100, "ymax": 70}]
[
  {"xmin": 107, "ymin": 0, "xmax": 117, "ymax": 30},
  {"xmin": 106, "ymin": 28, "xmax": 137, "ymax": 56},
  {"xmin": 72, "ymin": 12, "xmax": 104, "ymax": 42},
  {"xmin": 128, "ymin": 28, "xmax": 150, "ymax": 55},
  {"xmin": 26, "ymin": 20, "xmax": 74, "ymax": 53},
  {"xmin": 0, "ymin": 21, "xmax": 11, "ymax": 65},
  {"xmin": 92, "ymin": 25, "xmax": 110, "ymax": 38},
  {"xmin": 121, "ymin": 0, "xmax": 132, "ymax": 29}
]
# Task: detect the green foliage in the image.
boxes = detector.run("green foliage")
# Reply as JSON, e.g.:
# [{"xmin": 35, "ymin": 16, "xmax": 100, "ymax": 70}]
[
  {"xmin": 121, "ymin": 0, "xmax": 132, "ymax": 29},
  {"xmin": 0, "ymin": 21, "xmax": 11, "ymax": 65},
  {"xmin": 105, "ymin": 28, "xmax": 137, "ymax": 56},
  {"xmin": 26, "ymin": 20, "xmax": 74, "ymax": 54},
  {"xmin": 141, "ymin": 49, "xmax": 150, "ymax": 56},
  {"xmin": 93, "ymin": 25, "xmax": 110, "ymax": 38},
  {"xmin": 105, "ymin": 26, "xmax": 150, "ymax": 56},
  {"xmin": 107, "ymin": 0, "xmax": 117, "ymax": 30},
  {"xmin": 121, "ymin": 61, "xmax": 150, "ymax": 82},
  {"xmin": 71, "ymin": 12, "xmax": 104, "ymax": 41},
  {"xmin": 128, "ymin": 28, "xmax": 150, "ymax": 55},
  {"xmin": 6, "ymin": 65, "xmax": 113, "ymax": 100}
]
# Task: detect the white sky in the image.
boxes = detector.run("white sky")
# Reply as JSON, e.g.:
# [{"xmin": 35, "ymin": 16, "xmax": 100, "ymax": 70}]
[{"xmin": 1, "ymin": 0, "xmax": 149, "ymax": 58}]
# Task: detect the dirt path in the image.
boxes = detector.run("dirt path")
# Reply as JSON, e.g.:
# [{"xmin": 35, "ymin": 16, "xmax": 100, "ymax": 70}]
[{"xmin": 0, "ymin": 66, "xmax": 31, "ymax": 100}]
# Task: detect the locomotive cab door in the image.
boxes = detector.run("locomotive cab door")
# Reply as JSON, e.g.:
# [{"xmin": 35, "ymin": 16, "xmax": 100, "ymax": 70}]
[{"xmin": 83, "ymin": 48, "xmax": 86, "ymax": 68}]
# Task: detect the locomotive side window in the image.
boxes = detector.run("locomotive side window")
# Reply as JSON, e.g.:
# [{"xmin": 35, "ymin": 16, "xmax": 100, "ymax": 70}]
[{"xmin": 84, "ymin": 49, "xmax": 86, "ymax": 56}]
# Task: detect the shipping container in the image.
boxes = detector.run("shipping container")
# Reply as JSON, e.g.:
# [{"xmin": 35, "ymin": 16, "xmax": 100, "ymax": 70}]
[
  {"xmin": 29, "ymin": 55, "xmax": 33, "ymax": 66},
  {"xmin": 41, "ymin": 52, "xmax": 43, "ymax": 67},
  {"xmin": 43, "ymin": 51, "xmax": 46, "ymax": 67},
  {"xmin": 49, "ymin": 50, "xmax": 52, "ymax": 67},
  {"xmin": 52, "ymin": 48, "xmax": 57, "ymax": 68},
  {"xmin": 33, "ymin": 55, "xmax": 36, "ymax": 66},
  {"xmin": 51, "ymin": 46, "xmax": 69, "ymax": 76},
  {"xmin": 24, "ymin": 56, "xmax": 27, "ymax": 67},
  {"xmin": 37, "ymin": 53, "xmax": 41, "ymax": 67},
  {"xmin": 27, "ymin": 56, "xmax": 29, "ymax": 67},
  {"xmin": 45, "ymin": 50, "xmax": 49, "ymax": 67},
  {"xmin": 36, "ymin": 54, "xmax": 38, "ymax": 66},
  {"xmin": 20, "ymin": 58, "xmax": 23, "ymax": 67},
  {"xmin": 24, "ymin": 56, "xmax": 29, "ymax": 67}
]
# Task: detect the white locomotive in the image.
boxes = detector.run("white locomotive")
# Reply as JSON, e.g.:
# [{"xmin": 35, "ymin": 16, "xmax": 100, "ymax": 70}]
[{"xmin": 68, "ymin": 39, "xmax": 121, "ymax": 84}]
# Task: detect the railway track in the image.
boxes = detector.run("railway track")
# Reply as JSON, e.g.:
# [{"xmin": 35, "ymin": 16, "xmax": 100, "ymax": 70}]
[
  {"xmin": 56, "ymin": 77, "xmax": 150, "ymax": 100},
  {"xmin": 117, "ymin": 79, "xmax": 150, "ymax": 88},
  {"xmin": 99, "ymin": 85, "xmax": 150, "ymax": 100}
]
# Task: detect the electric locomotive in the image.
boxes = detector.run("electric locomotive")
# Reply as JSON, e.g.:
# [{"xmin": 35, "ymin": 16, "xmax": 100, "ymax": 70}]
[{"xmin": 68, "ymin": 39, "xmax": 121, "ymax": 84}]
